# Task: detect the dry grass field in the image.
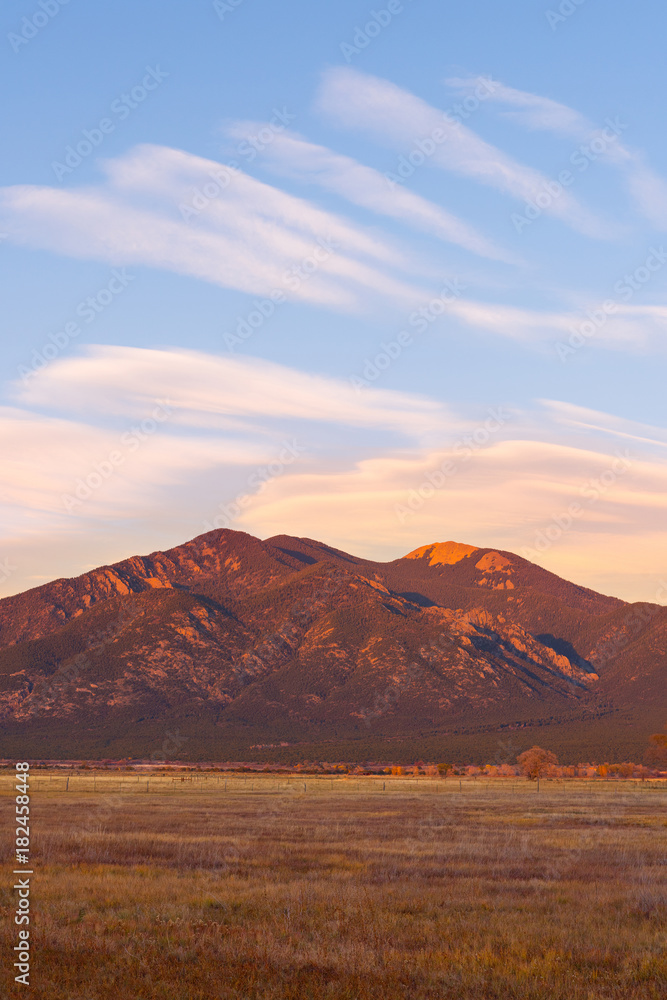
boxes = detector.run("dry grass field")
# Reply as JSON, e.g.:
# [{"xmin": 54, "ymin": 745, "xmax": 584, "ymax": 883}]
[{"xmin": 1, "ymin": 773, "xmax": 666, "ymax": 999}]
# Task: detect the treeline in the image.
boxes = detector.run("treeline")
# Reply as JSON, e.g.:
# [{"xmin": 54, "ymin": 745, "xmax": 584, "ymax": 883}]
[{"xmin": 146, "ymin": 758, "xmax": 664, "ymax": 778}]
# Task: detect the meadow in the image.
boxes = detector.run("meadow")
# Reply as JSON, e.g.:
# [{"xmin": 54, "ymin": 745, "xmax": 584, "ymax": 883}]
[{"xmin": 1, "ymin": 772, "xmax": 665, "ymax": 999}]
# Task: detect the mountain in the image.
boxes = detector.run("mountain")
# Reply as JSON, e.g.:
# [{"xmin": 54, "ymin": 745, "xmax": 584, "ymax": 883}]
[{"xmin": 0, "ymin": 530, "xmax": 664, "ymax": 763}]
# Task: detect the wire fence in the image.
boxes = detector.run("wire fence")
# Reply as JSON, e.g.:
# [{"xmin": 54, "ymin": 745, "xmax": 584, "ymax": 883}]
[{"xmin": 0, "ymin": 772, "xmax": 665, "ymax": 796}]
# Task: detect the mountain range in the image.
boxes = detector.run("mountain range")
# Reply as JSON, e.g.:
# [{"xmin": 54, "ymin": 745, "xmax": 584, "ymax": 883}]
[{"xmin": 0, "ymin": 530, "xmax": 664, "ymax": 763}]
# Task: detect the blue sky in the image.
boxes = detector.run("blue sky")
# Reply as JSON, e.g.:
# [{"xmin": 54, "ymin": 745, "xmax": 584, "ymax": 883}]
[{"xmin": 1, "ymin": 0, "xmax": 666, "ymax": 601}]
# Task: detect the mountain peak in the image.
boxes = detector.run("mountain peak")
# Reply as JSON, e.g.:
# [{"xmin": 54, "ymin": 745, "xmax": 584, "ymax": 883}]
[
  {"xmin": 0, "ymin": 527, "xmax": 661, "ymax": 763},
  {"xmin": 404, "ymin": 541, "xmax": 479, "ymax": 566}
]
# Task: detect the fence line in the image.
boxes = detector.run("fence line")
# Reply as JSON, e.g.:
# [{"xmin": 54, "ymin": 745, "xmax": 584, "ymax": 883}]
[{"xmin": 0, "ymin": 774, "xmax": 665, "ymax": 796}]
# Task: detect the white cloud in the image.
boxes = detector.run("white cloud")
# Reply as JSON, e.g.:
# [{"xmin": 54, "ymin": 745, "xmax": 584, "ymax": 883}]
[
  {"xmin": 414, "ymin": 296, "xmax": 667, "ymax": 353},
  {"xmin": 0, "ymin": 402, "xmax": 272, "ymax": 531},
  {"xmin": 626, "ymin": 162, "xmax": 667, "ymax": 229},
  {"xmin": 424, "ymin": 291, "xmax": 667, "ymax": 352},
  {"xmin": 449, "ymin": 77, "xmax": 667, "ymax": 231},
  {"xmin": 17, "ymin": 345, "xmax": 449, "ymax": 437},
  {"xmin": 316, "ymin": 68, "xmax": 610, "ymax": 237},
  {"xmin": 541, "ymin": 400, "xmax": 667, "ymax": 449},
  {"xmin": 447, "ymin": 77, "xmax": 637, "ymax": 171},
  {"xmin": 446, "ymin": 76, "xmax": 595, "ymax": 140},
  {"xmin": 225, "ymin": 124, "xmax": 514, "ymax": 262},
  {"xmin": 0, "ymin": 143, "xmax": 432, "ymax": 312},
  {"xmin": 448, "ymin": 300, "xmax": 572, "ymax": 342}
]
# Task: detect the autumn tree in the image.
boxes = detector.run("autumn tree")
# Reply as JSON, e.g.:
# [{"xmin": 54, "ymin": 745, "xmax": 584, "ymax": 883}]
[
  {"xmin": 498, "ymin": 763, "xmax": 517, "ymax": 777},
  {"xmin": 517, "ymin": 746, "xmax": 558, "ymax": 780},
  {"xmin": 644, "ymin": 723, "xmax": 667, "ymax": 768}
]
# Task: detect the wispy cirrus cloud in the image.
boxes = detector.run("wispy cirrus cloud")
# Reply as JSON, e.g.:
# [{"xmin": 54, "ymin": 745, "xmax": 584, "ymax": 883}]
[
  {"xmin": 0, "ymin": 403, "xmax": 266, "ymax": 524},
  {"xmin": 445, "ymin": 76, "xmax": 601, "ymax": 142},
  {"xmin": 16, "ymin": 345, "xmax": 449, "ymax": 438},
  {"xmin": 626, "ymin": 161, "xmax": 667, "ymax": 230},
  {"xmin": 224, "ymin": 123, "xmax": 515, "ymax": 262},
  {"xmin": 541, "ymin": 399, "xmax": 667, "ymax": 449},
  {"xmin": 0, "ymin": 143, "xmax": 434, "ymax": 313},
  {"xmin": 316, "ymin": 68, "xmax": 611, "ymax": 237},
  {"xmin": 447, "ymin": 77, "xmax": 667, "ymax": 233},
  {"xmin": 428, "ymin": 297, "xmax": 667, "ymax": 353}
]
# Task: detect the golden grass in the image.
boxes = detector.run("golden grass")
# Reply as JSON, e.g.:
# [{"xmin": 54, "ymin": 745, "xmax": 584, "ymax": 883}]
[{"xmin": 1, "ymin": 775, "xmax": 665, "ymax": 998}]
